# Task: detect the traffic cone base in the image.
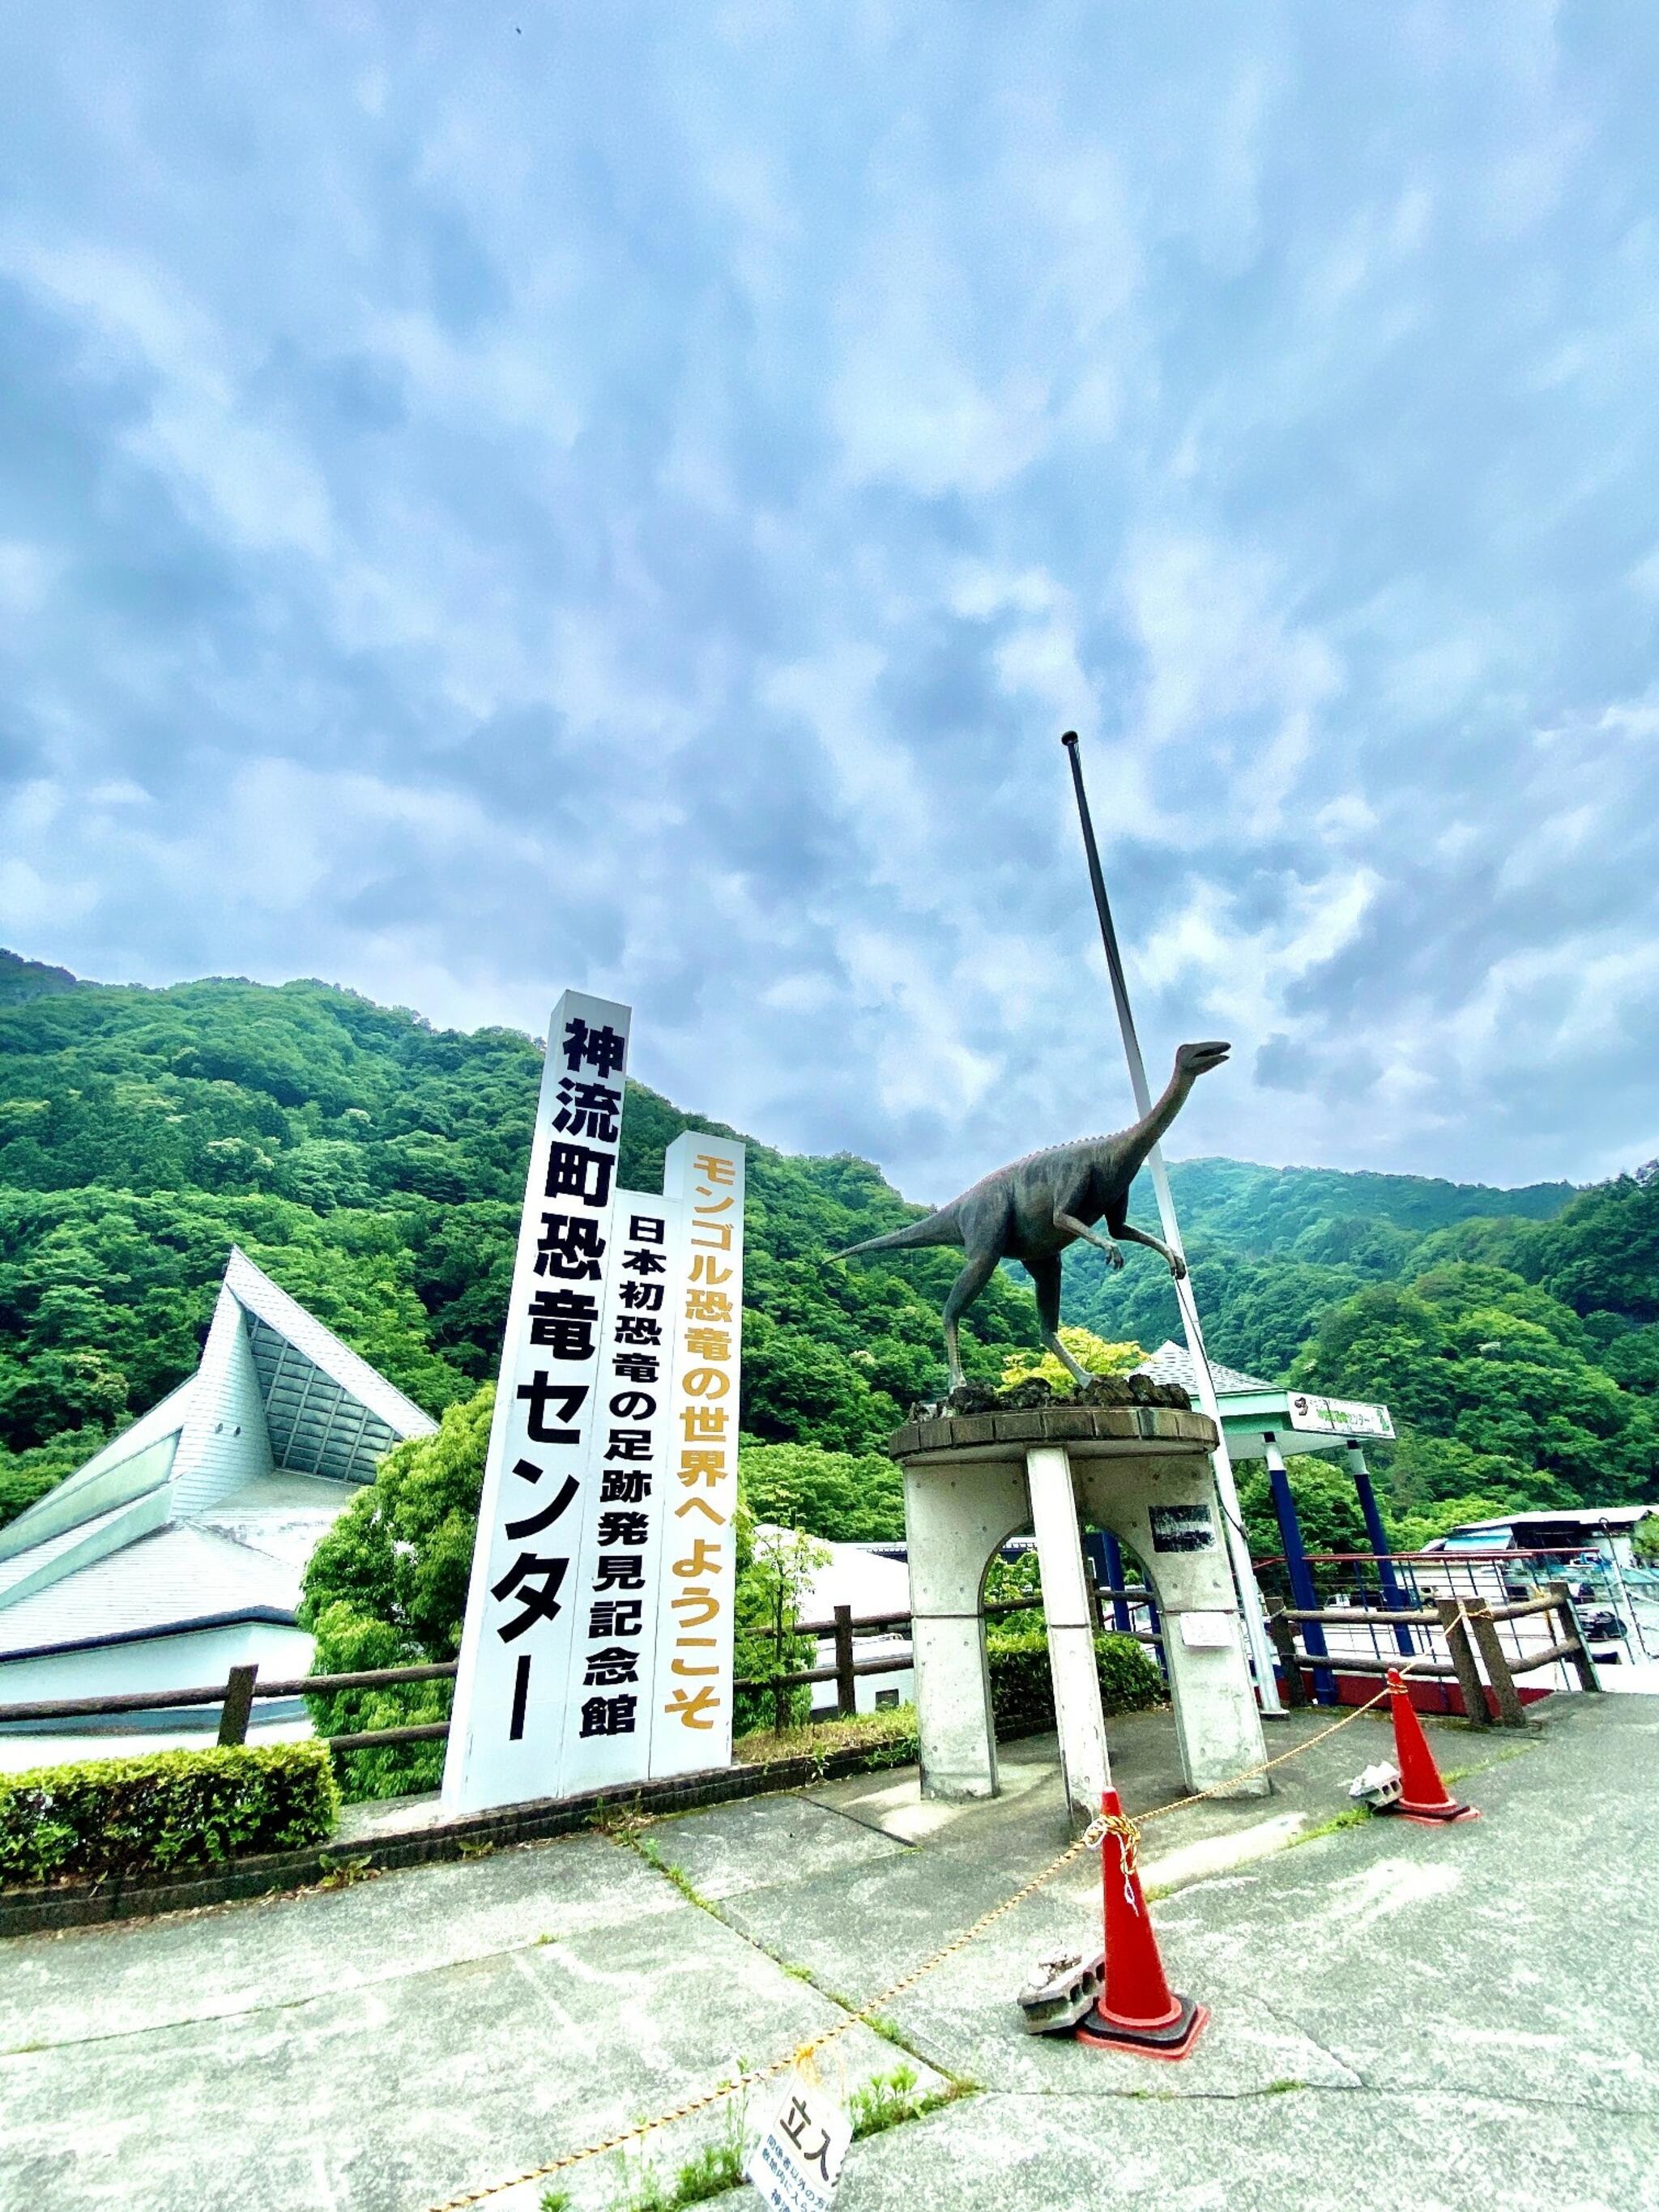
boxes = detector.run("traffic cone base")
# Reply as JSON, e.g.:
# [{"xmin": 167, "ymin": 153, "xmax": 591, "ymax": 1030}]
[
  {"xmin": 1379, "ymin": 1799, "xmax": 1480, "ymax": 1827},
  {"xmin": 1077, "ymin": 1993, "xmax": 1209, "ymax": 2061},
  {"xmin": 1078, "ymin": 1787, "xmax": 1210, "ymax": 2061}
]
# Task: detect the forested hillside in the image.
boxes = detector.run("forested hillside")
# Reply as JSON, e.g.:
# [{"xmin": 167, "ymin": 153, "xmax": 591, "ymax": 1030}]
[
  {"xmin": 0, "ymin": 952, "xmax": 1040, "ymax": 1518},
  {"xmin": 2, "ymin": 948, "xmax": 1654, "ymax": 1541}
]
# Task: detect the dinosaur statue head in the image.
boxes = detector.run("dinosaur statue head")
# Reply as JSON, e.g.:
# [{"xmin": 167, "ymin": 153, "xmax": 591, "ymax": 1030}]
[{"xmin": 1175, "ymin": 1039, "xmax": 1231, "ymax": 1078}]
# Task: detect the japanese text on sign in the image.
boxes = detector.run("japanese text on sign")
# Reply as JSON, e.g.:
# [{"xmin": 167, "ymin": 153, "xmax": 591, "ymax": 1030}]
[{"xmin": 650, "ymin": 1131, "xmax": 746, "ymax": 1779}]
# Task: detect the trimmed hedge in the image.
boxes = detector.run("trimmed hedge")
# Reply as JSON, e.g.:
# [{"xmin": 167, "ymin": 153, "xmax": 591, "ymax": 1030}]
[
  {"xmin": 0, "ymin": 1741, "xmax": 339, "ymax": 1889},
  {"xmin": 987, "ymin": 1625, "xmax": 1163, "ymax": 1735}
]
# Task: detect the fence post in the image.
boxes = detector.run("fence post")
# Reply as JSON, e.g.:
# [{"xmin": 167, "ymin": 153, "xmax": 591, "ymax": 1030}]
[
  {"xmin": 1265, "ymin": 1606, "xmax": 1310, "ymax": 1710},
  {"xmin": 1435, "ymin": 1599, "xmax": 1489, "ymax": 1725},
  {"xmin": 1548, "ymin": 1579, "xmax": 1603, "ymax": 1694},
  {"xmin": 218, "ymin": 1664, "xmax": 258, "ymax": 1747},
  {"xmin": 1464, "ymin": 1605, "xmax": 1528, "ymax": 1728},
  {"xmin": 833, "ymin": 1605, "xmax": 857, "ymax": 1720}
]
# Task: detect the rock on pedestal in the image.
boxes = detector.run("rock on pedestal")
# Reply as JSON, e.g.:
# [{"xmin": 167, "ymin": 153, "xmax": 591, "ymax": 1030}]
[{"xmin": 889, "ymin": 1403, "xmax": 1269, "ymax": 1820}]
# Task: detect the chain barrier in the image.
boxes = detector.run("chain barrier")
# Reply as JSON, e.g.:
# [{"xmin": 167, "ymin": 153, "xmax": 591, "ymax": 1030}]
[{"xmin": 423, "ymin": 1644, "xmax": 1465, "ymax": 2212}]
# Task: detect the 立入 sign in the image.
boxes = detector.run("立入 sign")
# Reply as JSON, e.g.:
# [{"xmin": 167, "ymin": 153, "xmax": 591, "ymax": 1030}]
[{"xmin": 442, "ymin": 992, "xmax": 745, "ymax": 1816}]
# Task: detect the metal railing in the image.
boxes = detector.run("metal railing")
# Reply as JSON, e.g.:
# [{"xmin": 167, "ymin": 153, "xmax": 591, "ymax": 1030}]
[{"xmin": 1263, "ymin": 1571, "xmax": 1601, "ymax": 1724}]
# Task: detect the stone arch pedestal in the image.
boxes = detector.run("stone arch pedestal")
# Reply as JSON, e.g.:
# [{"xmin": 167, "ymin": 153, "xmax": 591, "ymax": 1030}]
[{"xmin": 889, "ymin": 1403, "xmax": 1269, "ymax": 1822}]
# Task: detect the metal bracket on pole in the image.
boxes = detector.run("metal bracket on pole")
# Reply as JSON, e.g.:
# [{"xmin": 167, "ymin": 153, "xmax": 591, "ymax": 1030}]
[{"xmin": 1061, "ymin": 731, "xmax": 1282, "ymax": 1715}]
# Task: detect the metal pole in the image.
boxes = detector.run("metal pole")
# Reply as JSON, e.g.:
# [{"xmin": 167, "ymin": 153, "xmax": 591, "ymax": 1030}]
[
  {"xmin": 1347, "ymin": 1442, "xmax": 1414, "ymax": 1658},
  {"xmin": 1098, "ymin": 1528, "xmax": 1134, "ymax": 1635},
  {"xmin": 1060, "ymin": 730, "xmax": 1283, "ymax": 1714},
  {"xmin": 1265, "ymin": 1434, "xmax": 1335, "ymax": 1703}
]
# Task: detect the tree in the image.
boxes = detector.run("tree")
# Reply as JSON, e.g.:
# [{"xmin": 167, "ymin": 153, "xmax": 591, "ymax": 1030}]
[
  {"xmin": 732, "ymin": 1512, "xmax": 828, "ymax": 1737},
  {"xmin": 739, "ymin": 1443, "xmax": 905, "ymax": 1545},
  {"xmin": 1001, "ymin": 1328, "xmax": 1142, "ymax": 1394},
  {"xmin": 1236, "ymin": 1455, "xmax": 1369, "ymax": 1571},
  {"xmin": 1290, "ymin": 1261, "xmax": 1659, "ymax": 1524}
]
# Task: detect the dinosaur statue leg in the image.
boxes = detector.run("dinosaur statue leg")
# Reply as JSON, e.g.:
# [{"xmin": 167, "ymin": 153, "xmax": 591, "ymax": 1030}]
[
  {"xmin": 941, "ymin": 1247, "xmax": 1000, "ymax": 1392},
  {"xmin": 1027, "ymin": 1254, "xmax": 1092, "ymax": 1387},
  {"xmin": 1054, "ymin": 1209, "xmax": 1124, "ymax": 1271},
  {"xmin": 1111, "ymin": 1220, "xmax": 1187, "ymax": 1281}
]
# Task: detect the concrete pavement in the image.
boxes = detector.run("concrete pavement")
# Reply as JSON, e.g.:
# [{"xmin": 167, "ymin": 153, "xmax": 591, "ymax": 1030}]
[{"xmin": 2, "ymin": 1694, "xmax": 1655, "ymax": 2212}]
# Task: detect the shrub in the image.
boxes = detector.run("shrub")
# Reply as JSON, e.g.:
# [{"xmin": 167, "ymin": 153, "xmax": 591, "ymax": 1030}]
[
  {"xmin": 0, "ymin": 1741, "xmax": 339, "ymax": 1888},
  {"xmin": 986, "ymin": 1625, "xmax": 1162, "ymax": 1735}
]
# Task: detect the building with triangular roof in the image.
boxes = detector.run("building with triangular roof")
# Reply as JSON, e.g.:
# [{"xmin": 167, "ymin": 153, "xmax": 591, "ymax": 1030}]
[{"xmin": 0, "ymin": 1247, "xmax": 437, "ymax": 1733}]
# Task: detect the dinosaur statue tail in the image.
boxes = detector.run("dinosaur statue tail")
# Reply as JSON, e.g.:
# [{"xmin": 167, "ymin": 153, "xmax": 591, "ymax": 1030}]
[{"xmin": 834, "ymin": 1206, "xmax": 963, "ymax": 1260}]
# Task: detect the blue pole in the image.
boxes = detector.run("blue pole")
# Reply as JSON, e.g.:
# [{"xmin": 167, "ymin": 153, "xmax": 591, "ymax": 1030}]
[
  {"xmin": 1265, "ymin": 1434, "xmax": 1336, "ymax": 1704},
  {"xmin": 1099, "ymin": 1528, "xmax": 1134, "ymax": 1634},
  {"xmin": 1348, "ymin": 1440, "xmax": 1414, "ymax": 1658}
]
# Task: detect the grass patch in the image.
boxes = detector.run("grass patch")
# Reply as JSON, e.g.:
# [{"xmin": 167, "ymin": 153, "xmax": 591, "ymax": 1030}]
[
  {"xmin": 629, "ymin": 1833, "xmax": 712, "ymax": 1910},
  {"xmin": 733, "ymin": 1703, "xmax": 919, "ymax": 1772},
  {"xmin": 317, "ymin": 1852, "xmax": 379, "ymax": 1890},
  {"xmin": 849, "ymin": 2063, "xmax": 957, "ymax": 2141},
  {"xmin": 587, "ymin": 2093, "xmax": 748, "ymax": 2212},
  {"xmin": 1441, "ymin": 1741, "xmax": 1536, "ymax": 1784},
  {"xmin": 1286, "ymin": 1806, "xmax": 1370, "ymax": 1849}
]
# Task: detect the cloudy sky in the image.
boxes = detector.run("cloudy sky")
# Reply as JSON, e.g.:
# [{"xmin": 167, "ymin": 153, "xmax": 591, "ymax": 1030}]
[{"xmin": 2, "ymin": 5, "xmax": 1655, "ymax": 1200}]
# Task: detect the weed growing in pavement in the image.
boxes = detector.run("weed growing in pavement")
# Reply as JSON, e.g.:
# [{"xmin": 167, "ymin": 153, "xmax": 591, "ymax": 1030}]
[{"xmin": 1286, "ymin": 1806, "xmax": 1369, "ymax": 1848}]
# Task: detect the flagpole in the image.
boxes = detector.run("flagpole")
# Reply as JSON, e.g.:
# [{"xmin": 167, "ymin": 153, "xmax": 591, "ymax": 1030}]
[{"xmin": 1060, "ymin": 731, "xmax": 1283, "ymax": 1715}]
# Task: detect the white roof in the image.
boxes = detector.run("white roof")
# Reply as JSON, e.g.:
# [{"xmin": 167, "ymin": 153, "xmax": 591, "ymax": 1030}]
[
  {"xmin": 225, "ymin": 1246, "xmax": 435, "ymax": 1450},
  {"xmin": 1455, "ymin": 1507, "xmax": 1650, "ymax": 1532},
  {"xmin": 0, "ymin": 1524, "xmax": 300, "ymax": 1662},
  {"xmin": 1134, "ymin": 1340, "xmax": 1275, "ymax": 1396},
  {"xmin": 753, "ymin": 1529, "xmax": 912, "ymax": 1626},
  {"xmin": 0, "ymin": 1246, "xmax": 438, "ymax": 1670}
]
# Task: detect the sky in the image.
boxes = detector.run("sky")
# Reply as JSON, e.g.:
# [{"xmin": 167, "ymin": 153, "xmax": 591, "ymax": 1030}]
[{"xmin": 1, "ymin": 4, "xmax": 1656, "ymax": 1204}]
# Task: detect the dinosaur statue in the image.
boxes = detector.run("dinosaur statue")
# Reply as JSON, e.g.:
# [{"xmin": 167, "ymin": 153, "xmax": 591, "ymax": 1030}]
[{"xmin": 836, "ymin": 1041, "xmax": 1230, "ymax": 1392}]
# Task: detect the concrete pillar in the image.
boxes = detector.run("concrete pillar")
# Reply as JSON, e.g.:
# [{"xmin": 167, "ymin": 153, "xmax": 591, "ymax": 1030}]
[
  {"xmin": 1077, "ymin": 1462, "xmax": 1270, "ymax": 1797},
  {"xmin": 1026, "ymin": 1444, "xmax": 1111, "ymax": 1826},
  {"xmin": 901, "ymin": 1451, "xmax": 1024, "ymax": 1802},
  {"xmin": 891, "ymin": 1402, "xmax": 1269, "ymax": 1805}
]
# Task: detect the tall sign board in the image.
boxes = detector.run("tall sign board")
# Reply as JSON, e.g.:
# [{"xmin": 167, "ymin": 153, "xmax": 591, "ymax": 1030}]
[
  {"xmin": 652, "ymin": 1131, "xmax": 746, "ymax": 1777},
  {"xmin": 443, "ymin": 995, "xmax": 745, "ymax": 1815}
]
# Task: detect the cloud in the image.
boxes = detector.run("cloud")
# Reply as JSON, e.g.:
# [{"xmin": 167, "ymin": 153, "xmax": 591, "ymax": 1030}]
[{"xmin": 0, "ymin": 3, "xmax": 1656, "ymax": 1199}]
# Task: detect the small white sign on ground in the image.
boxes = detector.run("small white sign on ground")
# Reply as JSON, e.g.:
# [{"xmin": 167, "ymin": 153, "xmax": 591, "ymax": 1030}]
[{"xmin": 744, "ymin": 2076, "xmax": 851, "ymax": 2212}]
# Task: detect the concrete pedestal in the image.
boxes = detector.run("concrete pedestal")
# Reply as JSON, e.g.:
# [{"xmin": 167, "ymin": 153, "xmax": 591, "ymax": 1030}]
[{"xmin": 891, "ymin": 1402, "xmax": 1269, "ymax": 1814}]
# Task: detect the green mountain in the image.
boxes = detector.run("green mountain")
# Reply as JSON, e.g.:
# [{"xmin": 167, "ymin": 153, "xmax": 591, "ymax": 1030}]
[
  {"xmin": 2, "ymin": 952, "xmax": 1653, "ymax": 1538},
  {"xmin": 0, "ymin": 957, "xmax": 1040, "ymax": 1487}
]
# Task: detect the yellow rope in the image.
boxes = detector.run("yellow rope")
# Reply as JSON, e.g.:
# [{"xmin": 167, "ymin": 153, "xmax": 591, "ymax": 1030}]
[{"xmin": 422, "ymin": 1651, "xmax": 1457, "ymax": 2212}]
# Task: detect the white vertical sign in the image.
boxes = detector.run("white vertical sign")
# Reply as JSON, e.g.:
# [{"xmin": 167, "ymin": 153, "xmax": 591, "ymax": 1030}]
[
  {"xmin": 442, "ymin": 992, "xmax": 632, "ymax": 1816},
  {"xmin": 744, "ymin": 2074, "xmax": 851, "ymax": 2212},
  {"xmin": 651, "ymin": 1130, "xmax": 746, "ymax": 1778},
  {"xmin": 557, "ymin": 1187, "xmax": 682, "ymax": 1796}
]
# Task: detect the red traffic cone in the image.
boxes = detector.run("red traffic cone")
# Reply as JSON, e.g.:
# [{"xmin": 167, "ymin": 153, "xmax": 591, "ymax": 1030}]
[
  {"xmin": 1075, "ymin": 1789, "xmax": 1209, "ymax": 2060},
  {"xmin": 1380, "ymin": 1669, "xmax": 1478, "ymax": 1825}
]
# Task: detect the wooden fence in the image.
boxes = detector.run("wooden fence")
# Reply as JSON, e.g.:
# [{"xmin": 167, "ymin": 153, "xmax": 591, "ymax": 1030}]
[
  {"xmin": 1265, "ymin": 1579, "xmax": 1601, "ymax": 1726},
  {"xmin": 0, "ymin": 1578, "xmax": 1160, "ymax": 1753}
]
